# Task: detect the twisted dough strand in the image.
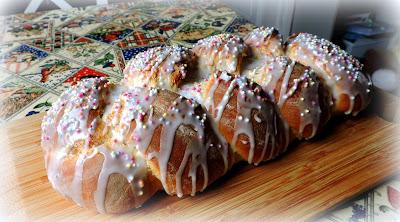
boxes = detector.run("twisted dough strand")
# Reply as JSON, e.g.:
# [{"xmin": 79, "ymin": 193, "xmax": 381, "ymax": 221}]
[{"xmin": 286, "ymin": 32, "xmax": 372, "ymax": 115}]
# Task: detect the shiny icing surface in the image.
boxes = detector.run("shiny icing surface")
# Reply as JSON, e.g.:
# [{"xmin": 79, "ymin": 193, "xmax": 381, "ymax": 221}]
[
  {"xmin": 42, "ymin": 78, "xmax": 148, "ymax": 213},
  {"xmin": 244, "ymin": 56, "xmax": 324, "ymax": 139},
  {"xmin": 286, "ymin": 33, "xmax": 372, "ymax": 115},
  {"xmin": 41, "ymin": 29, "xmax": 372, "ymax": 213},
  {"xmin": 123, "ymin": 45, "xmax": 192, "ymax": 90},
  {"xmin": 244, "ymin": 26, "xmax": 283, "ymax": 59},
  {"xmin": 42, "ymin": 78, "xmax": 230, "ymax": 212},
  {"xmin": 192, "ymin": 33, "xmax": 246, "ymax": 74},
  {"xmin": 130, "ymin": 90, "xmax": 229, "ymax": 197},
  {"xmin": 202, "ymin": 73, "xmax": 291, "ymax": 164}
]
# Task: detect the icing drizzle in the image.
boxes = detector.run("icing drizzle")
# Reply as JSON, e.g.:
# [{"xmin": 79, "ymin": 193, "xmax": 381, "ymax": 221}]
[
  {"xmin": 42, "ymin": 79, "xmax": 151, "ymax": 213},
  {"xmin": 132, "ymin": 92, "xmax": 229, "ymax": 197},
  {"xmin": 287, "ymin": 32, "xmax": 372, "ymax": 115},
  {"xmin": 243, "ymin": 56, "xmax": 322, "ymax": 139},
  {"xmin": 123, "ymin": 45, "xmax": 192, "ymax": 90},
  {"xmin": 244, "ymin": 26, "xmax": 283, "ymax": 59},
  {"xmin": 42, "ymin": 77, "xmax": 231, "ymax": 212},
  {"xmin": 192, "ymin": 33, "xmax": 246, "ymax": 74},
  {"xmin": 203, "ymin": 73, "xmax": 290, "ymax": 164},
  {"xmin": 41, "ymin": 30, "xmax": 372, "ymax": 213}
]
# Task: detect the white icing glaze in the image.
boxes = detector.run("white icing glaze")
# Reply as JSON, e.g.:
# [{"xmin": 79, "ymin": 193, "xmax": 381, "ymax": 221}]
[
  {"xmin": 297, "ymin": 69, "xmax": 322, "ymax": 139},
  {"xmin": 42, "ymin": 78, "xmax": 148, "ymax": 213},
  {"xmin": 42, "ymin": 30, "xmax": 370, "ymax": 212},
  {"xmin": 132, "ymin": 93, "xmax": 229, "ymax": 197},
  {"xmin": 192, "ymin": 33, "xmax": 246, "ymax": 74},
  {"xmin": 94, "ymin": 145, "xmax": 147, "ymax": 213},
  {"xmin": 42, "ymin": 78, "xmax": 107, "ymax": 202},
  {"xmin": 287, "ymin": 33, "xmax": 371, "ymax": 115},
  {"xmin": 243, "ymin": 56, "xmax": 323, "ymax": 139},
  {"xmin": 70, "ymin": 145, "xmax": 98, "ymax": 207},
  {"xmin": 123, "ymin": 45, "xmax": 192, "ymax": 90},
  {"xmin": 277, "ymin": 60, "xmax": 296, "ymax": 107},
  {"xmin": 244, "ymin": 26, "xmax": 283, "ymax": 59},
  {"xmin": 178, "ymin": 81, "xmax": 205, "ymax": 105},
  {"xmin": 203, "ymin": 74, "xmax": 290, "ymax": 164},
  {"xmin": 42, "ymin": 76, "xmax": 231, "ymax": 212}
]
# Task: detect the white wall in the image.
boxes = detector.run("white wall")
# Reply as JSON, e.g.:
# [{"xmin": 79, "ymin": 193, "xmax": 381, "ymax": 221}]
[
  {"xmin": 223, "ymin": 0, "xmax": 295, "ymax": 38},
  {"xmin": 290, "ymin": 0, "xmax": 338, "ymax": 39},
  {"xmin": 223, "ymin": 0, "xmax": 338, "ymax": 40}
]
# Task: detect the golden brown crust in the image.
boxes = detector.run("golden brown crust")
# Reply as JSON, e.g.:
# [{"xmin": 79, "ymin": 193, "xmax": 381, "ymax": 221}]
[
  {"xmin": 203, "ymin": 76, "xmax": 295, "ymax": 164},
  {"xmin": 273, "ymin": 63, "xmax": 333, "ymax": 139},
  {"xmin": 285, "ymin": 32, "xmax": 371, "ymax": 116},
  {"xmin": 42, "ymin": 30, "xmax": 370, "ymax": 215},
  {"xmin": 144, "ymin": 89, "xmax": 234, "ymax": 195},
  {"xmin": 242, "ymin": 54, "xmax": 333, "ymax": 140},
  {"xmin": 44, "ymin": 105, "xmax": 162, "ymax": 213},
  {"xmin": 42, "ymin": 79, "xmax": 233, "ymax": 213},
  {"xmin": 336, "ymin": 93, "xmax": 362, "ymax": 114},
  {"xmin": 123, "ymin": 45, "xmax": 195, "ymax": 91},
  {"xmin": 244, "ymin": 27, "xmax": 284, "ymax": 59},
  {"xmin": 53, "ymin": 150, "xmax": 162, "ymax": 213},
  {"xmin": 192, "ymin": 33, "xmax": 248, "ymax": 76}
]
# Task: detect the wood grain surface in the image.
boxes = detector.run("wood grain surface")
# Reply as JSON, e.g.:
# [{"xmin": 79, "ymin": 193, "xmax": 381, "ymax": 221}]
[{"xmin": 0, "ymin": 112, "xmax": 399, "ymax": 222}]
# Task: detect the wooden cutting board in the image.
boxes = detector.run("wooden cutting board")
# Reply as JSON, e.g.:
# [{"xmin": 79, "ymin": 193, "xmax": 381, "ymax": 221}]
[{"xmin": 1, "ymin": 111, "xmax": 399, "ymax": 222}]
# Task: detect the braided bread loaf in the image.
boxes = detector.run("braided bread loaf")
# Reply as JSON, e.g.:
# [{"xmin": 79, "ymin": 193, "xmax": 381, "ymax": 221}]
[{"xmin": 41, "ymin": 27, "xmax": 372, "ymax": 213}]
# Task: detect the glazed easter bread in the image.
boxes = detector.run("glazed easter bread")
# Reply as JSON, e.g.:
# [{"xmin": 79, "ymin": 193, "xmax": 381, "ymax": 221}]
[{"xmin": 42, "ymin": 27, "xmax": 372, "ymax": 213}]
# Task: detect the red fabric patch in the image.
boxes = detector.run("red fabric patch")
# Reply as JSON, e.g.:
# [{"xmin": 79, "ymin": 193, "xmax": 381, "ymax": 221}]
[{"xmin": 64, "ymin": 67, "xmax": 108, "ymax": 85}]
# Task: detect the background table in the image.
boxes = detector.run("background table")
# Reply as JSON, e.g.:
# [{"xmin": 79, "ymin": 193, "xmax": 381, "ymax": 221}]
[{"xmin": 0, "ymin": 1, "xmax": 399, "ymax": 221}]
